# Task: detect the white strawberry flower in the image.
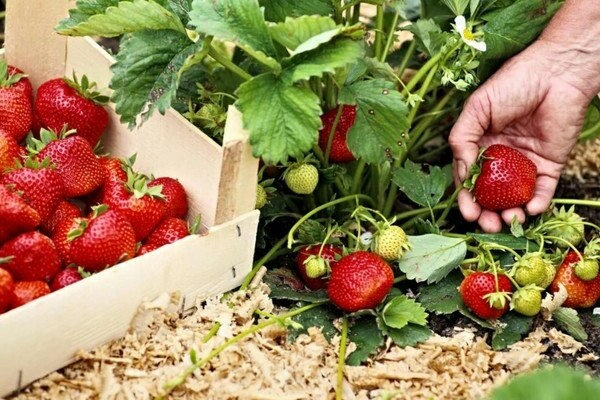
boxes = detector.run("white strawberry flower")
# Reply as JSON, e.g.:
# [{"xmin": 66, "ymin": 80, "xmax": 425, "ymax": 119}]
[{"xmin": 453, "ymin": 15, "xmax": 486, "ymax": 52}]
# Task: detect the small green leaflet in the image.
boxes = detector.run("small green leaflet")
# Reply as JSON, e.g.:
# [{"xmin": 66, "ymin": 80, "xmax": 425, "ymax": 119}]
[
  {"xmin": 190, "ymin": 0, "xmax": 281, "ymax": 71},
  {"xmin": 491, "ymin": 365, "xmax": 600, "ymax": 400},
  {"xmin": 491, "ymin": 313, "xmax": 534, "ymax": 350},
  {"xmin": 56, "ymin": 0, "xmax": 185, "ymax": 37},
  {"xmin": 57, "ymin": 0, "xmax": 122, "ymax": 32},
  {"xmin": 398, "ymin": 234, "xmax": 466, "ymax": 283},
  {"xmin": 393, "ymin": 160, "xmax": 453, "ymax": 209},
  {"xmin": 235, "ymin": 73, "xmax": 321, "ymax": 164},
  {"xmin": 381, "ymin": 295, "xmax": 428, "ymax": 329},
  {"xmin": 553, "ymin": 307, "xmax": 588, "ymax": 342},
  {"xmin": 468, "ymin": 232, "xmax": 540, "ymax": 251},
  {"xmin": 404, "ymin": 19, "xmax": 448, "ymax": 56},
  {"xmin": 282, "ymin": 39, "xmax": 364, "ymax": 83},
  {"xmin": 268, "ymin": 15, "xmax": 343, "ymax": 53},
  {"xmin": 386, "ymin": 324, "xmax": 432, "ymax": 347},
  {"xmin": 259, "ymin": 0, "xmax": 335, "ymax": 23},
  {"xmin": 418, "ymin": 270, "xmax": 463, "ymax": 314},
  {"xmin": 110, "ymin": 30, "xmax": 198, "ymax": 127},
  {"xmin": 346, "ymin": 317, "xmax": 384, "ymax": 366},
  {"xmin": 338, "ymin": 79, "xmax": 409, "ymax": 164}
]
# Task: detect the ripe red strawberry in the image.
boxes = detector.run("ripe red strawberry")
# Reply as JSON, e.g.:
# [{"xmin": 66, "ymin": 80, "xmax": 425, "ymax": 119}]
[
  {"xmin": 30, "ymin": 129, "xmax": 104, "ymax": 198},
  {"xmin": 296, "ymin": 244, "xmax": 343, "ymax": 290},
  {"xmin": 0, "ymin": 133, "xmax": 21, "ymax": 173},
  {"xmin": 10, "ymin": 281, "xmax": 51, "ymax": 308},
  {"xmin": 470, "ymin": 144, "xmax": 537, "ymax": 211},
  {"xmin": 0, "ymin": 231, "xmax": 62, "ymax": 282},
  {"xmin": 137, "ymin": 243, "xmax": 159, "ymax": 256},
  {"xmin": 318, "ymin": 105, "xmax": 356, "ymax": 163},
  {"xmin": 0, "ymin": 268, "xmax": 15, "ymax": 314},
  {"xmin": 1, "ymin": 158, "xmax": 64, "ymax": 222},
  {"xmin": 0, "ymin": 185, "xmax": 42, "ymax": 243},
  {"xmin": 327, "ymin": 251, "xmax": 394, "ymax": 312},
  {"xmin": 58, "ymin": 206, "xmax": 136, "ymax": 272},
  {"xmin": 143, "ymin": 217, "xmax": 189, "ymax": 248},
  {"xmin": 34, "ymin": 75, "xmax": 109, "ymax": 147},
  {"xmin": 50, "ymin": 268, "xmax": 84, "ymax": 291},
  {"xmin": 102, "ymin": 170, "xmax": 166, "ymax": 241},
  {"xmin": 149, "ymin": 177, "xmax": 188, "ymax": 218},
  {"xmin": 550, "ymin": 251, "xmax": 600, "ymax": 308},
  {"xmin": 459, "ymin": 272, "xmax": 513, "ymax": 319},
  {"xmin": 7, "ymin": 66, "xmax": 33, "ymax": 99},
  {"xmin": 0, "ymin": 61, "xmax": 33, "ymax": 142},
  {"xmin": 41, "ymin": 200, "xmax": 82, "ymax": 235},
  {"xmin": 101, "ymin": 156, "xmax": 128, "ymax": 184}
]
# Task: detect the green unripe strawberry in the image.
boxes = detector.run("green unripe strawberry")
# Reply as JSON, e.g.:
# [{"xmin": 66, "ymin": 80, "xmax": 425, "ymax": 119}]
[
  {"xmin": 574, "ymin": 259, "xmax": 599, "ymax": 281},
  {"xmin": 304, "ymin": 256, "xmax": 327, "ymax": 279},
  {"xmin": 514, "ymin": 253, "xmax": 553, "ymax": 289},
  {"xmin": 256, "ymin": 184, "xmax": 267, "ymax": 209},
  {"xmin": 374, "ymin": 225, "xmax": 411, "ymax": 261},
  {"xmin": 284, "ymin": 164, "xmax": 319, "ymax": 195},
  {"xmin": 539, "ymin": 262, "xmax": 557, "ymax": 289},
  {"xmin": 543, "ymin": 206, "xmax": 585, "ymax": 248},
  {"xmin": 512, "ymin": 287, "xmax": 542, "ymax": 317}
]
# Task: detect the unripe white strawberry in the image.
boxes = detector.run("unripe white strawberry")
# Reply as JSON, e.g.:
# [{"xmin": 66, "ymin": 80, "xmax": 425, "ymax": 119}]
[
  {"xmin": 256, "ymin": 184, "xmax": 267, "ymax": 209},
  {"xmin": 512, "ymin": 286, "xmax": 542, "ymax": 317},
  {"xmin": 284, "ymin": 164, "xmax": 319, "ymax": 195},
  {"xmin": 373, "ymin": 225, "xmax": 411, "ymax": 261}
]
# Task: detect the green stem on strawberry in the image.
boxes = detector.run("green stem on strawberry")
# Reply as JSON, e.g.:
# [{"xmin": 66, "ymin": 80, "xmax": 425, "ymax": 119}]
[
  {"xmin": 201, "ymin": 322, "xmax": 221, "ymax": 343},
  {"xmin": 336, "ymin": 316, "xmax": 349, "ymax": 400},
  {"xmin": 483, "ymin": 242, "xmax": 522, "ymax": 261},
  {"xmin": 436, "ymin": 185, "xmax": 461, "ymax": 226},
  {"xmin": 544, "ymin": 235, "xmax": 584, "ymax": 260},
  {"xmin": 579, "ymin": 119, "xmax": 600, "ymax": 142},
  {"xmin": 325, "ymin": 74, "xmax": 337, "ymax": 111},
  {"xmin": 324, "ymin": 106, "xmax": 345, "ymax": 167},
  {"xmin": 407, "ymin": 66, "xmax": 439, "ymax": 126},
  {"xmin": 350, "ymin": 159, "xmax": 367, "ymax": 194},
  {"xmin": 207, "ymin": 46, "xmax": 252, "ymax": 81},
  {"xmin": 160, "ymin": 301, "xmax": 328, "ymax": 398},
  {"xmin": 287, "ymin": 195, "xmax": 374, "ymax": 248},
  {"xmin": 393, "ymin": 201, "xmax": 453, "ymax": 221},
  {"xmin": 404, "ymin": 53, "xmax": 441, "ymax": 95},
  {"xmin": 380, "ymin": 11, "xmax": 400, "ymax": 62},
  {"xmin": 552, "ymin": 199, "xmax": 600, "ymax": 208},
  {"xmin": 398, "ymin": 40, "xmax": 416, "ymax": 78},
  {"xmin": 374, "ymin": 4, "xmax": 385, "ymax": 60},
  {"xmin": 351, "ymin": 3, "xmax": 361, "ymax": 24},
  {"xmin": 240, "ymin": 236, "xmax": 289, "ymax": 290},
  {"xmin": 393, "ymin": 275, "xmax": 407, "ymax": 284},
  {"xmin": 460, "ymin": 257, "xmax": 479, "ymax": 266}
]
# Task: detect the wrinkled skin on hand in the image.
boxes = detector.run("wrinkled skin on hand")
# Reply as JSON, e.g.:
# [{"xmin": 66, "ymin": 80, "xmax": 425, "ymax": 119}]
[{"xmin": 450, "ymin": 40, "xmax": 599, "ymax": 233}]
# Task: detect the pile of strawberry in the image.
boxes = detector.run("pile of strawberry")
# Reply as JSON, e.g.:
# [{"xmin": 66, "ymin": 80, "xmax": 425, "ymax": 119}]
[{"xmin": 0, "ymin": 62, "xmax": 194, "ymax": 315}]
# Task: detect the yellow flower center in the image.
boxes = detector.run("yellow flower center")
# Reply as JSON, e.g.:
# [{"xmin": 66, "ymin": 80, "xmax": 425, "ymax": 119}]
[{"xmin": 463, "ymin": 28, "xmax": 475, "ymax": 41}]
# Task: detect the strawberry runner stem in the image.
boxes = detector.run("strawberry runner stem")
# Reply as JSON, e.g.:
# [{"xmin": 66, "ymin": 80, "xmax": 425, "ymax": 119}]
[
  {"xmin": 240, "ymin": 236, "xmax": 289, "ymax": 291},
  {"xmin": 207, "ymin": 46, "xmax": 252, "ymax": 81},
  {"xmin": 336, "ymin": 316, "xmax": 349, "ymax": 400},
  {"xmin": 324, "ymin": 106, "xmax": 345, "ymax": 167},
  {"xmin": 552, "ymin": 199, "xmax": 600, "ymax": 208},
  {"xmin": 380, "ymin": 11, "xmax": 400, "ymax": 62},
  {"xmin": 160, "ymin": 301, "xmax": 328, "ymax": 398},
  {"xmin": 374, "ymin": 4, "xmax": 385, "ymax": 60}
]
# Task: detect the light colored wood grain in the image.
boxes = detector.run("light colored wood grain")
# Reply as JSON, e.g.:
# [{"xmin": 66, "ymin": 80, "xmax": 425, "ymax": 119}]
[{"xmin": 0, "ymin": 211, "xmax": 259, "ymax": 396}]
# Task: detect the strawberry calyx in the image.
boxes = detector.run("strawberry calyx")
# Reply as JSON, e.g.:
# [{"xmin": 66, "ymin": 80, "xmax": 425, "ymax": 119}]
[
  {"xmin": 64, "ymin": 73, "xmax": 109, "ymax": 106},
  {"xmin": 26, "ymin": 127, "xmax": 77, "ymax": 155},
  {"xmin": 8, "ymin": 155, "xmax": 55, "ymax": 172},
  {"xmin": 67, "ymin": 219, "xmax": 89, "ymax": 242},
  {"xmin": 482, "ymin": 290, "xmax": 511, "ymax": 310},
  {"xmin": 125, "ymin": 168, "xmax": 165, "ymax": 200},
  {"xmin": 90, "ymin": 204, "xmax": 110, "ymax": 219},
  {"xmin": 0, "ymin": 60, "xmax": 27, "ymax": 88},
  {"xmin": 463, "ymin": 147, "xmax": 487, "ymax": 191}
]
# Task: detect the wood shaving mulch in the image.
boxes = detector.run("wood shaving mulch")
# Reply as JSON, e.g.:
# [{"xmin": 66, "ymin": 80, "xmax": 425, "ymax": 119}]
[
  {"xmin": 9, "ymin": 281, "xmax": 594, "ymax": 400},
  {"xmin": 564, "ymin": 138, "xmax": 600, "ymax": 181}
]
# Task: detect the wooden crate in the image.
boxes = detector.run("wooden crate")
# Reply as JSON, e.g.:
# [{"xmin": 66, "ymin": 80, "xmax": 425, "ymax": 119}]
[{"xmin": 0, "ymin": 0, "xmax": 259, "ymax": 396}]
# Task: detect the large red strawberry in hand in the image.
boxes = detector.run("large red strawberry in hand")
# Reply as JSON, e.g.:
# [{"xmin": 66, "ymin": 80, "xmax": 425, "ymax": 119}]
[
  {"xmin": 54, "ymin": 205, "xmax": 136, "ymax": 272},
  {"xmin": 0, "ymin": 61, "xmax": 33, "ymax": 142},
  {"xmin": 35, "ymin": 75, "xmax": 109, "ymax": 147},
  {"xmin": 0, "ymin": 185, "xmax": 41, "ymax": 244},
  {"xmin": 102, "ymin": 171, "xmax": 166, "ymax": 241},
  {"xmin": 468, "ymin": 144, "xmax": 537, "ymax": 211},
  {"xmin": 296, "ymin": 244, "xmax": 343, "ymax": 290},
  {"xmin": 327, "ymin": 251, "xmax": 394, "ymax": 312},
  {"xmin": 459, "ymin": 271, "xmax": 513, "ymax": 319},
  {"xmin": 318, "ymin": 105, "xmax": 356, "ymax": 163},
  {"xmin": 1, "ymin": 158, "xmax": 64, "ymax": 223},
  {"xmin": 0, "ymin": 231, "xmax": 61, "ymax": 282}
]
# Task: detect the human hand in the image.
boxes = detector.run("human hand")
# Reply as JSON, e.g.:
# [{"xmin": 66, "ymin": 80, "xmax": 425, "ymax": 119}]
[{"xmin": 449, "ymin": 41, "xmax": 596, "ymax": 232}]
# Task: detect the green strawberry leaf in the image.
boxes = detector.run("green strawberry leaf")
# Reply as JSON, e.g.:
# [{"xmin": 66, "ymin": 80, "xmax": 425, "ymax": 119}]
[
  {"xmin": 457, "ymin": 303, "xmax": 494, "ymax": 330},
  {"xmin": 418, "ymin": 270, "xmax": 463, "ymax": 314},
  {"xmin": 109, "ymin": 29, "xmax": 201, "ymax": 127},
  {"xmin": 403, "ymin": 19, "xmax": 448, "ymax": 56},
  {"xmin": 381, "ymin": 295, "xmax": 428, "ymax": 330},
  {"xmin": 468, "ymin": 233, "xmax": 541, "ymax": 252},
  {"xmin": 282, "ymin": 39, "xmax": 364, "ymax": 83},
  {"xmin": 268, "ymin": 15, "xmax": 345, "ymax": 53},
  {"xmin": 338, "ymin": 79, "xmax": 410, "ymax": 164},
  {"xmin": 166, "ymin": 0, "xmax": 193, "ymax": 26},
  {"xmin": 56, "ymin": 0, "xmax": 185, "ymax": 37},
  {"xmin": 392, "ymin": 160, "xmax": 453, "ymax": 209},
  {"xmin": 346, "ymin": 317, "xmax": 385, "ymax": 366},
  {"xmin": 553, "ymin": 307, "xmax": 588, "ymax": 342},
  {"xmin": 235, "ymin": 73, "xmax": 322, "ymax": 164},
  {"xmin": 190, "ymin": 0, "xmax": 281, "ymax": 71},
  {"xmin": 259, "ymin": 0, "xmax": 335, "ymax": 22},
  {"xmin": 296, "ymin": 220, "xmax": 328, "ymax": 245},
  {"xmin": 491, "ymin": 312, "xmax": 534, "ymax": 350},
  {"xmin": 387, "ymin": 0, "xmax": 422, "ymax": 20},
  {"xmin": 490, "ymin": 364, "xmax": 600, "ymax": 400},
  {"xmin": 398, "ymin": 234, "xmax": 467, "ymax": 284},
  {"xmin": 288, "ymin": 304, "xmax": 338, "ymax": 343},
  {"xmin": 385, "ymin": 323, "xmax": 433, "ymax": 347}
]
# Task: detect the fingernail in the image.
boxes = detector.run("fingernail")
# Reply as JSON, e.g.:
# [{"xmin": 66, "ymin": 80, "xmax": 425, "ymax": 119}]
[{"xmin": 457, "ymin": 161, "xmax": 468, "ymax": 182}]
